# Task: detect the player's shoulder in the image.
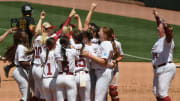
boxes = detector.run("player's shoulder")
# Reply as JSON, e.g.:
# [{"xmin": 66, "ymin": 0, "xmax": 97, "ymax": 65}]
[
  {"xmin": 50, "ymin": 33, "xmax": 56, "ymax": 37},
  {"xmin": 17, "ymin": 44, "xmax": 27, "ymax": 52},
  {"xmin": 35, "ymin": 35, "xmax": 42, "ymax": 40},
  {"xmin": 100, "ymin": 41, "xmax": 112, "ymax": 48},
  {"xmin": 114, "ymin": 40, "xmax": 122, "ymax": 47},
  {"xmin": 17, "ymin": 44, "xmax": 26, "ymax": 49}
]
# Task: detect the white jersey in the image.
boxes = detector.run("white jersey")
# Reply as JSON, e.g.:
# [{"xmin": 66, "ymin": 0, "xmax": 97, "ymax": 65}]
[
  {"xmin": 87, "ymin": 43, "xmax": 102, "ymax": 70},
  {"xmin": 70, "ymin": 38, "xmax": 82, "ymax": 49},
  {"xmin": 54, "ymin": 39, "xmax": 61, "ymax": 61},
  {"xmin": 75, "ymin": 45, "xmax": 91, "ymax": 72},
  {"xmin": 115, "ymin": 40, "xmax": 124, "ymax": 56},
  {"xmin": 58, "ymin": 48, "xmax": 80, "ymax": 73},
  {"xmin": 14, "ymin": 44, "xmax": 32, "ymax": 66},
  {"xmin": 41, "ymin": 50, "xmax": 58, "ymax": 78},
  {"xmin": 152, "ymin": 37, "xmax": 174, "ymax": 66},
  {"xmin": 100, "ymin": 41, "xmax": 114, "ymax": 61},
  {"xmin": 91, "ymin": 38, "xmax": 99, "ymax": 44},
  {"xmin": 33, "ymin": 34, "xmax": 56, "ymax": 65},
  {"xmin": 33, "ymin": 35, "xmax": 46, "ymax": 65}
]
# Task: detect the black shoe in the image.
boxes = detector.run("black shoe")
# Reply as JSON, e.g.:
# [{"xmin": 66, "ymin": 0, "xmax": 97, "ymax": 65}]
[{"xmin": 3, "ymin": 64, "xmax": 15, "ymax": 78}]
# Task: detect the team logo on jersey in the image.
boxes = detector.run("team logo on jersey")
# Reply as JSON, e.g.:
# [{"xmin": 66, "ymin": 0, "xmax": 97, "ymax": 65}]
[{"xmin": 104, "ymin": 53, "xmax": 107, "ymax": 57}]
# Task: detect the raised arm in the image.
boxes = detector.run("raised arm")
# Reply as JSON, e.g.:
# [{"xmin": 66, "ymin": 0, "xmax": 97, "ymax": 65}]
[
  {"xmin": 84, "ymin": 3, "xmax": 97, "ymax": 31},
  {"xmin": 163, "ymin": 23, "xmax": 173, "ymax": 43},
  {"xmin": 153, "ymin": 10, "xmax": 161, "ymax": 26},
  {"xmin": 34, "ymin": 10, "xmax": 46, "ymax": 37},
  {"xmin": 55, "ymin": 9, "xmax": 76, "ymax": 38},
  {"xmin": 74, "ymin": 14, "xmax": 83, "ymax": 30},
  {"xmin": 0, "ymin": 28, "xmax": 13, "ymax": 43}
]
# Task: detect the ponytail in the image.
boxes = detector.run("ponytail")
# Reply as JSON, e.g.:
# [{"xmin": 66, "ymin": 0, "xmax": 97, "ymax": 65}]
[
  {"xmin": 80, "ymin": 43, "xmax": 85, "ymax": 53},
  {"xmin": 60, "ymin": 36, "xmax": 69, "ymax": 68}
]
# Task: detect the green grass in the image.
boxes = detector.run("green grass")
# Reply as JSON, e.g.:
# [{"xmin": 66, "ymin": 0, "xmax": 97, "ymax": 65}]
[{"xmin": 0, "ymin": 1, "xmax": 180, "ymax": 62}]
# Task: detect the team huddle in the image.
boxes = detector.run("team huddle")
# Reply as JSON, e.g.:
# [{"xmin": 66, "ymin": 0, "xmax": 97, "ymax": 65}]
[{"xmin": 0, "ymin": 2, "xmax": 176, "ymax": 101}]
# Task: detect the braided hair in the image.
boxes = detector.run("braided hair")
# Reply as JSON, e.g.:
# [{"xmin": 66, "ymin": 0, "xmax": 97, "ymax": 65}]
[
  {"xmin": 59, "ymin": 35, "xmax": 69, "ymax": 68},
  {"xmin": 44, "ymin": 37, "xmax": 56, "ymax": 65}
]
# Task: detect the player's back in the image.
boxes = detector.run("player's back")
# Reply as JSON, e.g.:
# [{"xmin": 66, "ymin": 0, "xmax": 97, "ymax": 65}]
[
  {"xmin": 14, "ymin": 44, "xmax": 31, "ymax": 66},
  {"xmin": 59, "ymin": 48, "xmax": 80, "ymax": 73},
  {"xmin": 41, "ymin": 50, "xmax": 58, "ymax": 78}
]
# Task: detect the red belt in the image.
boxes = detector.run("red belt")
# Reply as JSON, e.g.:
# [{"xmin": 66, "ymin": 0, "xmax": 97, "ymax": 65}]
[
  {"xmin": 153, "ymin": 61, "xmax": 173, "ymax": 69},
  {"xmin": 59, "ymin": 72, "xmax": 74, "ymax": 75}
]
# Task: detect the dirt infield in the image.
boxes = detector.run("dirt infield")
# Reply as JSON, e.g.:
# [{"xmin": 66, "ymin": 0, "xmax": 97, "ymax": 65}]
[
  {"xmin": 0, "ymin": 61, "xmax": 180, "ymax": 101},
  {"xmin": 1, "ymin": 0, "xmax": 180, "ymax": 25}
]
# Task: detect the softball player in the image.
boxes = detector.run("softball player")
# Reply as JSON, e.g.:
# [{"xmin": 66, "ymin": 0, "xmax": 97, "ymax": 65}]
[
  {"xmin": 108, "ymin": 29, "xmax": 124, "ymax": 101},
  {"xmin": 13, "ymin": 31, "xmax": 32, "ymax": 101},
  {"xmin": 82, "ymin": 27, "xmax": 117, "ymax": 101},
  {"xmin": 55, "ymin": 35, "xmax": 80, "ymax": 101},
  {"xmin": 31, "ymin": 10, "xmax": 46, "ymax": 101},
  {"xmin": 71, "ymin": 30, "xmax": 91, "ymax": 101},
  {"xmin": 152, "ymin": 10, "xmax": 176, "ymax": 101},
  {"xmin": 82, "ymin": 29, "xmax": 101, "ymax": 101},
  {"xmin": 41, "ymin": 38, "xmax": 57, "ymax": 101}
]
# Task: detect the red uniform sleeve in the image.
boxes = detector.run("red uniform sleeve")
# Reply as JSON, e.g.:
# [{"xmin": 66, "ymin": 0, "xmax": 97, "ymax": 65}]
[
  {"xmin": 55, "ymin": 17, "xmax": 72, "ymax": 37},
  {"xmin": 155, "ymin": 16, "xmax": 161, "ymax": 26},
  {"xmin": 164, "ymin": 25, "xmax": 173, "ymax": 43}
]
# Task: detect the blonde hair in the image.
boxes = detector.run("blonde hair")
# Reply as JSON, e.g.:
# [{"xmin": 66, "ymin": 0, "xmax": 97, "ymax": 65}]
[{"xmin": 62, "ymin": 25, "xmax": 72, "ymax": 34}]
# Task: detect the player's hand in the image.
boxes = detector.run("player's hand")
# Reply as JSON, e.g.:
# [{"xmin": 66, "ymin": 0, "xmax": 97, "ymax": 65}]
[
  {"xmin": 7, "ymin": 28, "xmax": 15, "ymax": 34},
  {"xmin": 69, "ymin": 8, "xmax": 76, "ymax": 17},
  {"xmin": 153, "ymin": 9, "xmax": 158, "ymax": 16},
  {"xmin": 40, "ymin": 10, "xmax": 46, "ymax": 19},
  {"xmin": 81, "ymin": 51, "xmax": 90, "ymax": 57},
  {"xmin": 91, "ymin": 3, "xmax": 97, "ymax": 10},
  {"xmin": 74, "ymin": 14, "xmax": 80, "ymax": 19},
  {"xmin": 0, "ymin": 56, "xmax": 6, "ymax": 61}
]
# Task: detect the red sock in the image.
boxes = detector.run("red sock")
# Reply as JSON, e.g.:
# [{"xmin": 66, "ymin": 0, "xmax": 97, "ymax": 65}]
[
  {"xmin": 162, "ymin": 96, "xmax": 171, "ymax": 101},
  {"xmin": 156, "ymin": 97, "xmax": 162, "ymax": 101}
]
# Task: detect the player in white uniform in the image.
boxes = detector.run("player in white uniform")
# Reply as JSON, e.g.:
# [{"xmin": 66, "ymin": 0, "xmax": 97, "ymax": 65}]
[
  {"xmin": 32, "ymin": 10, "xmax": 57, "ymax": 101},
  {"xmin": 82, "ymin": 27, "xmax": 117, "ymax": 101},
  {"xmin": 13, "ymin": 31, "xmax": 32, "ymax": 101},
  {"xmin": 55, "ymin": 35, "xmax": 80, "ymax": 101},
  {"xmin": 152, "ymin": 10, "xmax": 176, "ymax": 101},
  {"xmin": 69, "ymin": 30, "xmax": 91, "ymax": 101},
  {"xmin": 108, "ymin": 30, "xmax": 124, "ymax": 101},
  {"xmin": 41, "ymin": 38, "xmax": 57, "ymax": 101}
]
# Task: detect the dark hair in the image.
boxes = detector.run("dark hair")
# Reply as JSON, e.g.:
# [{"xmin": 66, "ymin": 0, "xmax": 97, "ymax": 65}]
[
  {"xmin": 89, "ymin": 23, "xmax": 100, "ymax": 38},
  {"xmin": 46, "ymin": 37, "xmax": 55, "ymax": 50},
  {"xmin": 4, "ymin": 30, "xmax": 29, "ymax": 62},
  {"xmin": 43, "ymin": 38, "xmax": 56, "ymax": 65},
  {"xmin": 59, "ymin": 36, "xmax": 69, "ymax": 69},
  {"xmin": 72, "ymin": 30, "xmax": 85, "ymax": 52},
  {"xmin": 83, "ymin": 30, "xmax": 93, "ymax": 41}
]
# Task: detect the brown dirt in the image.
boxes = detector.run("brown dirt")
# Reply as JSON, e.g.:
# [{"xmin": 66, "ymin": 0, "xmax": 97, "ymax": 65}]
[
  {"xmin": 1, "ymin": 0, "xmax": 180, "ymax": 25},
  {"xmin": 1, "ymin": 61, "xmax": 180, "ymax": 101}
]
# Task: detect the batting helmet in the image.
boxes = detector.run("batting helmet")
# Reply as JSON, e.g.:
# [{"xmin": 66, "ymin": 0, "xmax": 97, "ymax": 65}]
[{"xmin": 21, "ymin": 4, "xmax": 33, "ymax": 15}]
